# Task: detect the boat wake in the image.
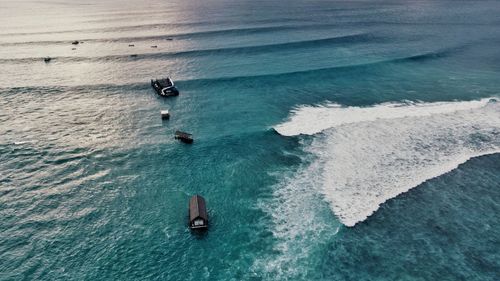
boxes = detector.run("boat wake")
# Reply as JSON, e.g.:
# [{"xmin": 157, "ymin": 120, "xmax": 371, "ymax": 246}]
[{"xmin": 274, "ymin": 97, "xmax": 500, "ymax": 226}]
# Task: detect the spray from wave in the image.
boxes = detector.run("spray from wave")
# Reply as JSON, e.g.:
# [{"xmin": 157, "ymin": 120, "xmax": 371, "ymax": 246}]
[{"xmin": 274, "ymin": 98, "xmax": 500, "ymax": 227}]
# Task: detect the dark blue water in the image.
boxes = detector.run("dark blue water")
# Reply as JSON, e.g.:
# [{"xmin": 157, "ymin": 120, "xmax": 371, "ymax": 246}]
[{"xmin": 1, "ymin": 0, "xmax": 499, "ymax": 280}]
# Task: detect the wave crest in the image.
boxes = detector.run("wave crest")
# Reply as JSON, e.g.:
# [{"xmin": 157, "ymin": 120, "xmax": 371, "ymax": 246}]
[{"xmin": 274, "ymin": 98, "xmax": 500, "ymax": 226}]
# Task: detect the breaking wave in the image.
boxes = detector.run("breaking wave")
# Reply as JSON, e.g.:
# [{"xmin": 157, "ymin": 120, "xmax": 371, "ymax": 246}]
[{"xmin": 274, "ymin": 98, "xmax": 500, "ymax": 226}]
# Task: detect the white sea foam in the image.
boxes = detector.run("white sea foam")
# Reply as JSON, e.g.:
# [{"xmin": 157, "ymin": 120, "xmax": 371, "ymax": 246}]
[
  {"xmin": 274, "ymin": 98, "xmax": 500, "ymax": 226},
  {"xmin": 252, "ymin": 155, "xmax": 341, "ymax": 279},
  {"xmin": 13, "ymin": 140, "xmax": 38, "ymax": 145}
]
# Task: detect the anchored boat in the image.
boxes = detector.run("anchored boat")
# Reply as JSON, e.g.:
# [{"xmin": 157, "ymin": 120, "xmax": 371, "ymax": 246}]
[
  {"xmin": 160, "ymin": 110, "xmax": 170, "ymax": 119},
  {"xmin": 151, "ymin": 77, "xmax": 179, "ymax": 97},
  {"xmin": 175, "ymin": 131, "xmax": 193, "ymax": 143},
  {"xmin": 189, "ymin": 195, "xmax": 208, "ymax": 229}
]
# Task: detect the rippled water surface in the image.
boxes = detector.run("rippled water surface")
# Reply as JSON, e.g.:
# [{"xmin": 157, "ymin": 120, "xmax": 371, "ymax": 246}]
[{"xmin": 1, "ymin": 0, "xmax": 499, "ymax": 280}]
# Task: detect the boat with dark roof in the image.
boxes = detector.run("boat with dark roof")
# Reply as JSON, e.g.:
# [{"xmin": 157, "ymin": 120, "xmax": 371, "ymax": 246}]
[
  {"xmin": 151, "ymin": 77, "xmax": 179, "ymax": 97},
  {"xmin": 189, "ymin": 195, "xmax": 208, "ymax": 229},
  {"xmin": 175, "ymin": 131, "xmax": 193, "ymax": 144}
]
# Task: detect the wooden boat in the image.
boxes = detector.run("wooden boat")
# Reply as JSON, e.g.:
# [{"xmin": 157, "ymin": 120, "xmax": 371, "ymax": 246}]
[
  {"xmin": 189, "ymin": 195, "xmax": 208, "ymax": 229},
  {"xmin": 151, "ymin": 77, "xmax": 179, "ymax": 97},
  {"xmin": 175, "ymin": 131, "xmax": 193, "ymax": 143}
]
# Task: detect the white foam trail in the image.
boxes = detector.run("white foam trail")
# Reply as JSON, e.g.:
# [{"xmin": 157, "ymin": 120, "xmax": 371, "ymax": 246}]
[{"xmin": 274, "ymin": 98, "xmax": 500, "ymax": 227}]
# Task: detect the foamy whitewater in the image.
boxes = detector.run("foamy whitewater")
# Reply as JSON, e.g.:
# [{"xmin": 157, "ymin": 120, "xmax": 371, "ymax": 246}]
[{"xmin": 275, "ymin": 98, "xmax": 500, "ymax": 226}]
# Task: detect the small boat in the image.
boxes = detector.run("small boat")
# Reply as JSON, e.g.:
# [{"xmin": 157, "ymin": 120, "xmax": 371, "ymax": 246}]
[
  {"xmin": 151, "ymin": 45, "xmax": 158, "ymax": 48},
  {"xmin": 175, "ymin": 131, "xmax": 193, "ymax": 144},
  {"xmin": 160, "ymin": 110, "xmax": 170, "ymax": 119},
  {"xmin": 128, "ymin": 44, "xmax": 135, "ymax": 47},
  {"xmin": 189, "ymin": 195, "xmax": 208, "ymax": 229},
  {"xmin": 44, "ymin": 57, "xmax": 51, "ymax": 63},
  {"xmin": 151, "ymin": 77, "xmax": 179, "ymax": 97},
  {"xmin": 71, "ymin": 40, "xmax": 79, "ymax": 45}
]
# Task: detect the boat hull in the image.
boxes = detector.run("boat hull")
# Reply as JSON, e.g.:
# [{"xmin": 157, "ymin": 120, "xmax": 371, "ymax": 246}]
[{"xmin": 175, "ymin": 136, "xmax": 193, "ymax": 144}]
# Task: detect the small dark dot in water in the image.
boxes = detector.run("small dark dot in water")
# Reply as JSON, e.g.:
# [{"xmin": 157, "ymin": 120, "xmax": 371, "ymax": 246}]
[
  {"xmin": 151, "ymin": 45, "xmax": 158, "ymax": 48},
  {"xmin": 128, "ymin": 44, "xmax": 135, "ymax": 47}
]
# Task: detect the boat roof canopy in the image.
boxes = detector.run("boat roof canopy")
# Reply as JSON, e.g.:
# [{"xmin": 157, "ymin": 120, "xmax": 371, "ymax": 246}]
[
  {"xmin": 158, "ymin": 78, "xmax": 174, "ymax": 87},
  {"xmin": 175, "ymin": 131, "xmax": 192, "ymax": 138},
  {"xmin": 189, "ymin": 195, "xmax": 207, "ymax": 222}
]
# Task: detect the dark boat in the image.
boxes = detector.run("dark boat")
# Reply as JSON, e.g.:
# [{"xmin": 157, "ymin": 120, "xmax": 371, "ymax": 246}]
[
  {"xmin": 175, "ymin": 131, "xmax": 193, "ymax": 143},
  {"xmin": 44, "ymin": 57, "xmax": 51, "ymax": 63},
  {"xmin": 151, "ymin": 77, "xmax": 179, "ymax": 97},
  {"xmin": 189, "ymin": 195, "xmax": 208, "ymax": 229},
  {"xmin": 71, "ymin": 40, "xmax": 79, "ymax": 45}
]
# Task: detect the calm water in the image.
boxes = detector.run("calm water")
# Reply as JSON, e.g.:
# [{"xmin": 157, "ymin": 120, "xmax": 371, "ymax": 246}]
[{"xmin": 1, "ymin": 0, "xmax": 499, "ymax": 280}]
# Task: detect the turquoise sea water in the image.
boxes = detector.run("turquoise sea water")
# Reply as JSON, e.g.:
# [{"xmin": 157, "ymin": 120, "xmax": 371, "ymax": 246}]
[{"xmin": 1, "ymin": 0, "xmax": 499, "ymax": 280}]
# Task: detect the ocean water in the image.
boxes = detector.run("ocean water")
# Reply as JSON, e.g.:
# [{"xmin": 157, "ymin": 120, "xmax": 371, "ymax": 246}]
[{"xmin": 1, "ymin": 0, "xmax": 499, "ymax": 280}]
